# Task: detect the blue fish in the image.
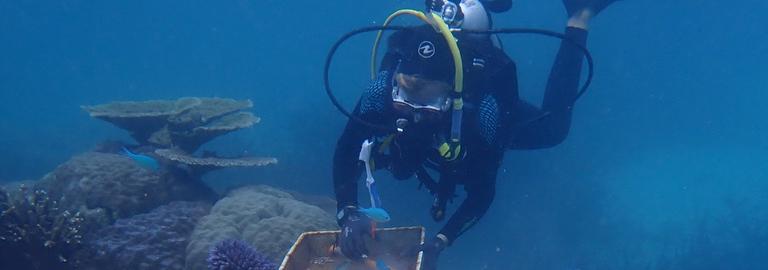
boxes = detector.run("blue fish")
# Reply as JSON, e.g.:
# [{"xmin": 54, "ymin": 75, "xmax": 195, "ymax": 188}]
[
  {"xmin": 359, "ymin": 207, "xmax": 390, "ymax": 223},
  {"xmin": 121, "ymin": 147, "xmax": 160, "ymax": 171}
]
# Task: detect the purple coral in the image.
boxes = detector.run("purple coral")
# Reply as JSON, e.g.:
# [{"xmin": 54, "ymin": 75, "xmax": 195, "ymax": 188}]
[{"xmin": 207, "ymin": 240, "xmax": 277, "ymax": 270}]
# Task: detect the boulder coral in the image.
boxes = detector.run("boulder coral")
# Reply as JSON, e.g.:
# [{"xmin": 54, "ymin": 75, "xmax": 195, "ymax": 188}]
[
  {"xmin": 36, "ymin": 152, "xmax": 216, "ymax": 221},
  {"xmin": 185, "ymin": 185, "xmax": 337, "ymax": 270}
]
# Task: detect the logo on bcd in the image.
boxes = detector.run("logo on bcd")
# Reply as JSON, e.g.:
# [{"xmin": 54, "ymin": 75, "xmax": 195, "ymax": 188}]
[{"xmin": 418, "ymin": 41, "xmax": 435, "ymax": 58}]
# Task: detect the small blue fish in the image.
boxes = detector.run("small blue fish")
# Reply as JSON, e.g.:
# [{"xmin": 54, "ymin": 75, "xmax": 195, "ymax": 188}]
[
  {"xmin": 375, "ymin": 259, "xmax": 390, "ymax": 270},
  {"xmin": 121, "ymin": 147, "xmax": 159, "ymax": 171},
  {"xmin": 359, "ymin": 207, "xmax": 390, "ymax": 223}
]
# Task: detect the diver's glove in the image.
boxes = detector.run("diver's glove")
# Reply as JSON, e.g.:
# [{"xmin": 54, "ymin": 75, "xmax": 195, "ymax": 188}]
[
  {"xmin": 337, "ymin": 206, "xmax": 374, "ymax": 260},
  {"xmin": 563, "ymin": 0, "xmax": 621, "ymax": 17},
  {"xmin": 402, "ymin": 234, "xmax": 448, "ymax": 270},
  {"xmin": 425, "ymin": 0, "xmax": 464, "ymax": 26}
]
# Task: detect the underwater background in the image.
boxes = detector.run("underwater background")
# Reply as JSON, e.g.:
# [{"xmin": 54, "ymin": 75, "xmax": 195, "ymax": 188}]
[{"xmin": 1, "ymin": 0, "xmax": 767, "ymax": 269}]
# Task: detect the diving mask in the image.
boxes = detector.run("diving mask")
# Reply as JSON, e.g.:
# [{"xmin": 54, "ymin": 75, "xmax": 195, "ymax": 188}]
[{"xmin": 391, "ymin": 73, "xmax": 452, "ymax": 118}]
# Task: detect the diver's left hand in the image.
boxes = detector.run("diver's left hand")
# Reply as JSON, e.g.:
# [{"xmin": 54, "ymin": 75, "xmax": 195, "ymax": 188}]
[{"xmin": 402, "ymin": 235, "xmax": 448, "ymax": 270}]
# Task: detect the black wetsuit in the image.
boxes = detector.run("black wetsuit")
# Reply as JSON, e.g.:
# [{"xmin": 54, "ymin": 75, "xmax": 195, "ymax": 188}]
[{"xmin": 333, "ymin": 25, "xmax": 588, "ymax": 244}]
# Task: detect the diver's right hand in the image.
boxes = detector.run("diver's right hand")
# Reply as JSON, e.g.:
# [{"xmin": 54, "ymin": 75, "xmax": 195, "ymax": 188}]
[{"xmin": 337, "ymin": 207, "xmax": 374, "ymax": 260}]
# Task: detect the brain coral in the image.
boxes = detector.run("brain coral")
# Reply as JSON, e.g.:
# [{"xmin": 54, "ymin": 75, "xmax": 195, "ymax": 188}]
[{"xmin": 185, "ymin": 185, "xmax": 336, "ymax": 270}]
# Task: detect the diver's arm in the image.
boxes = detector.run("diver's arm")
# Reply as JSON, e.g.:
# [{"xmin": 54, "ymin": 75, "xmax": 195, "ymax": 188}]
[
  {"xmin": 333, "ymin": 96, "xmax": 390, "ymax": 212},
  {"xmin": 437, "ymin": 147, "xmax": 501, "ymax": 243},
  {"xmin": 438, "ymin": 171, "xmax": 496, "ymax": 243},
  {"xmin": 333, "ymin": 104, "xmax": 370, "ymax": 212},
  {"xmin": 507, "ymin": 26, "xmax": 588, "ymax": 149},
  {"xmin": 333, "ymin": 50, "xmax": 400, "ymax": 212}
]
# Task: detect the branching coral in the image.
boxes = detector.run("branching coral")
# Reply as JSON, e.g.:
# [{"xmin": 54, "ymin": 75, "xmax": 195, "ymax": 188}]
[
  {"xmin": 0, "ymin": 185, "xmax": 85, "ymax": 270},
  {"xmin": 207, "ymin": 240, "xmax": 277, "ymax": 270}
]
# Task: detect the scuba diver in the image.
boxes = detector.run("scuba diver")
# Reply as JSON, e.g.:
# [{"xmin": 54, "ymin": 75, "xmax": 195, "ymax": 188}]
[{"xmin": 331, "ymin": 0, "xmax": 620, "ymax": 268}]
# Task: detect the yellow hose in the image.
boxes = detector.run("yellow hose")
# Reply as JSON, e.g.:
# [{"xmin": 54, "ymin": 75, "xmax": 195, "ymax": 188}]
[{"xmin": 370, "ymin": 10, "xmax": 463, "ymax": 97}]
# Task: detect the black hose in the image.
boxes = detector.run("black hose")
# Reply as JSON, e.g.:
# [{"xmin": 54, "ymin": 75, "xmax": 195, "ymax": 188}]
[
  {"xmin": 324, "ymin": 26, "xmax": 595, "ymax": 129},
  {"xmin": 464, "ymin": 28, "xmax": 594, "ymax": 101},
  {"xmin": 324, "ymin": 25, "xmax": 408, "ymax": 132}
]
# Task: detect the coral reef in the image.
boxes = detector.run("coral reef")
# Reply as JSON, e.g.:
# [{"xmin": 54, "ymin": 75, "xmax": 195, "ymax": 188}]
[
  {"xmin": 0, "ymin": 185, "xmax": 85, "ymax": 270},
  {"xmin": 83, "ymin": 97, "xmax": 276, "ymax": 177},
  {"xmin": 185, "ymin": 185, "xmax": 336, "ymax": 270},
  {"xmin": 155, "ymin": 148, "xmax": 277, "ymax": 176},
  {"xmin": 82, "ymin": 201, "xmax": 211, "ymax": 270},
  {"xmin": 82, "ymin": 97, "xmax": 258, "ymax": 152},
  {"xmin": 207, "ymin": 240, "xmax": 277, "ymax": 270},
  {"xmin": 36, "ymin": 152, "xmax": 216, "ymax": 221}
]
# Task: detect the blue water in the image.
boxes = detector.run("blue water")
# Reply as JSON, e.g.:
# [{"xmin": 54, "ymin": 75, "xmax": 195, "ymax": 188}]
[{"xmin": 1, "ymin": 0, "xmax": 767, "ymax": 269}]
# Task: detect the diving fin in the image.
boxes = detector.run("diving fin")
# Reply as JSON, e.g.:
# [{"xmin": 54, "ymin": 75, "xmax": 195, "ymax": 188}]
[{"xmin": 563, "ymin": 0, "xmax": 622, "ymax": 17}]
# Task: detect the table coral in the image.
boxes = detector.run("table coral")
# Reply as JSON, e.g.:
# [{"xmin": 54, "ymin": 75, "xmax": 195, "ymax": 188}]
[{"xmin": 82, "ymin": 97, "xmax": 259, "ymax": 152}]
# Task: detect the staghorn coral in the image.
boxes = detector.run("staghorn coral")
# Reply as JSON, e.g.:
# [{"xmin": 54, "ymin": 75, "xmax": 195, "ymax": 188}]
[
  {"xmin": 0, "ymin": 185, "xmax": 85, "ymax": 270},
  {"xmin": 83, "ymin": 97, "xmax": 258, "ymax": 152},
  {"xmin": 185, "ymin": 185, "xmax": 336, "ymax": 270},
  {"xmin": 36, "ymin": 152, "xmax": 216, "ymax": 221},
  {"xmin": 207, "ymin": 240, "xmax": 277, "ymax": 270},
  {"xmin": 82, "ymin": 201, "xmax": 211, "ymax": 270}
]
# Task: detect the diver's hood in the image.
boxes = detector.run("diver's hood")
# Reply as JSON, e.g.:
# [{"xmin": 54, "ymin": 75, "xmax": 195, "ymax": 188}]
[
  {"xmin": 388, "ymin": 0, "xmax": 490, "ymax": 83},
  {"xmin": 388, "ymin": 26, "xmax": 455, "ymax": 84}
]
